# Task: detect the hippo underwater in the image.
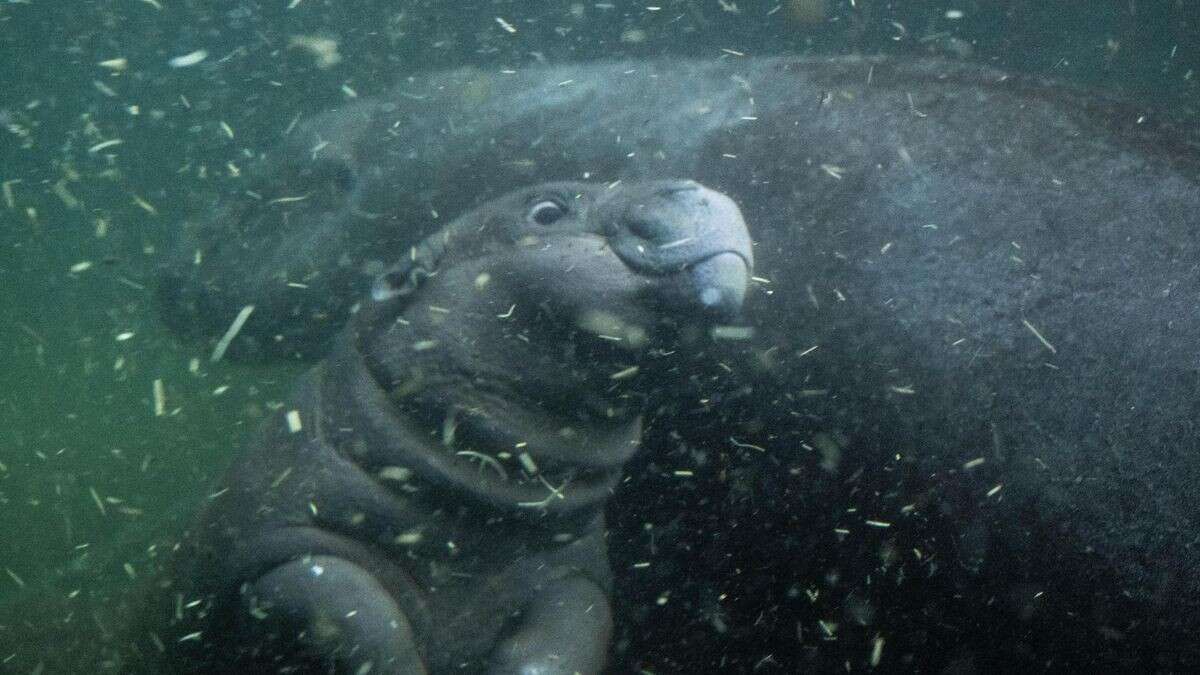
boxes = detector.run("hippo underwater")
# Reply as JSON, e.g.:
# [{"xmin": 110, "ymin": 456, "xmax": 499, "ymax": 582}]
[
  {"xmin": 143, "ymin": 179, "xmax": 752, "ymax": 673},
  {"xmin": 158, "ymin": 56, "xmax": 1200, "ymax": 669}
]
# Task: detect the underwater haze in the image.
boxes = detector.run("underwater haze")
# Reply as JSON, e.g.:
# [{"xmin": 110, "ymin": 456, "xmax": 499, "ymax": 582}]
[{"xmin": 2, "ymin": 1, "xmax": 1199, "ymax": 673}]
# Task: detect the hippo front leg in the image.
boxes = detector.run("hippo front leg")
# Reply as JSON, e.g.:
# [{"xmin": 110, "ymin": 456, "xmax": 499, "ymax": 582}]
[
  {"xmin": 487, "ymin": 574, "xmax": 613, "ymax": 675},
  {"xmin": 238, "ymin": 555, "xmax": 427, "ymax": 674}
]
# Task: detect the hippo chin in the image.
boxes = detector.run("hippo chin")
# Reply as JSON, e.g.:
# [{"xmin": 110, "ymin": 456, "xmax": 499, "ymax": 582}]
[{"xmin": 146, "ymin": 180, "xmax": 751, "ymax": 674}]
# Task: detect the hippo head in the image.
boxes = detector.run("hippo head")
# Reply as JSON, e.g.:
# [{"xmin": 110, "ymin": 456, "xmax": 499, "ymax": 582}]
[{"xmin": 351, "ymin": 180, "xmax": 753, "ymax": 511}]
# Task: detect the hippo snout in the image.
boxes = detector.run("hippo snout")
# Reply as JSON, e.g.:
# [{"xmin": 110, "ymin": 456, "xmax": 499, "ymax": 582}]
[
  {"xmin": 689, "ymin": 250, "xmax": 750, "ymax": 319},
  {"xmin": 598, "ymin": 179, "xmax": 754, "ymax": 318}
]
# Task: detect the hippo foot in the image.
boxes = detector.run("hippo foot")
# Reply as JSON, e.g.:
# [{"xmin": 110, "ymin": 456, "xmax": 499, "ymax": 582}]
[{"xmin": 240, "ymin": 555, "xmax": 427, "ymax": 674}]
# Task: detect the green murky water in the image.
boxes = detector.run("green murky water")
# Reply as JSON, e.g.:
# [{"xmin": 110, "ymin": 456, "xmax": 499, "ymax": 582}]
[{"xmin": 1, "ymin": 1, "xmax": 1197, "ymax": 671}]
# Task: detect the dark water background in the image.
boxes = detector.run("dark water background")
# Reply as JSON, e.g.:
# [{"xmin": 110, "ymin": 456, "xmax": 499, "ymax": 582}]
[{"xmin": 0, "ymin": 1, "xmax": 1197, "ymax": 671}]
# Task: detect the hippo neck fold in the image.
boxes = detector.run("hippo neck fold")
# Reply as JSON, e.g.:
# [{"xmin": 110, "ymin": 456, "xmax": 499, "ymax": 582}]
[{"xmin": 319, "ymin": 329, "xmax": 636, "ymax": 517}]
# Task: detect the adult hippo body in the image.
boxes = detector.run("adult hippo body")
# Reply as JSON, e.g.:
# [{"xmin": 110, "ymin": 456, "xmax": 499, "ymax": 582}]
[
  {"xmin": 147, "ymin": 180, "xmax": 752, "ymax": 674},
  {"xmin": 159, "ymin": 57, "xmax": 1200, "ymax": 669}
]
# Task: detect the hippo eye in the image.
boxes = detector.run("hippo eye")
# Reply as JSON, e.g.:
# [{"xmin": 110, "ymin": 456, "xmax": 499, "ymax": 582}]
[{"xmin": 528, "ymin": 199, "xmax": 567, "ymax": 226}]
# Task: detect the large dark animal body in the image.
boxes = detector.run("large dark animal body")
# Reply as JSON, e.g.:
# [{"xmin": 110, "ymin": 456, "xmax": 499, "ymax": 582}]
[{"xmin": 161, "ymin": 57, "xmax": 1200, "ymax": 670}]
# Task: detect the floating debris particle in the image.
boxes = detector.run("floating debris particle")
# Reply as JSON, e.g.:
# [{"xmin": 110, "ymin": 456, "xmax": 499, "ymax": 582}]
[
  {"xmin": 93, "ymin": 79, "xmax": 118, "ymax": 97},
  {"xmin": 115, "ymin": 331, "xmax": 135, "ymax": 342},
  {"xmin": 286, "ymin": 410, "xmax": 303, "ymax": 433},
  {"xmin": 266, "ymin": 194, "xmax": 310, "ymax": 205},
  {"xmin": 2, "ymin": 180, "xmax": 17, "ymax": 209},
  {"xmin": 5, "ymin": 568, "xmax": 25, "ymax": 588},
  {"xmin": 52, "ymin": 181, "xmax": 80, "ymax": 209},
  {"xmin": 710, "ymin": 325, "xmax": 755, "ymax": 341},
  {"xmin": 442, "ymin": 410, "xmax": 460, "ymax": 447},
  {"xmin": 1021, "ymin": 318, "xmax": 1057, "ymax": 354},
  {"xmin": 152, "ymin": 379, "xmax": 166, "ymax": 416},
  {"xmin": 495, "ymin": 16, "xmax": 517, "ymax": 33},
  {"xmin": 178, "ymin": 631, "xmax": 202, "ymax": 643},
  {"xmin": 210, "ymin": 305, "xmax": 255, "ymax": 362},
  {"xmin": 729, "ymin": 437, "xmax": 767, "ymax": 453},
  {"xmin": 395, "ymin": 531, "xmax": 423, "ymax": 546},
  {"xmin": 88, "ymin": 139, "xmax": 123, "ymax": 153},
  {"xmin": 89, "ymin": 486, "xmax": 107, "ymax": 516},
  {"xmin": 70, "ymin": 261, "xmax": 93, "ymax": 273},
  {"xmin": 168, "ymin": 50, "xmax": 208, "ymax": 68},
  {"xmin": 609, "ymin": 365, "xmax": 639, "ymax": 380},
  {"xmin": 870, "ymin": 635, "xmax": 885, "ymax": 666},
  {"xmin": 987, "ymin": 484, "xmax": 1004, "ymax": 497},
  {"xmin": 378, "ymin": 466, "xmax": 412, "ymax": 482},
  {"xmin": 212, "ymin": 385, "xmax": 229, "ymax": 396},
  {"xmin": 288, "ymin": 35, "xmax": 342, "ymax": 69},
  {"xmin": 98, "ymin": 57, "xmax": 128, "ymax": 71},
  {"xmin": 132, "ymin": 195, "xmax": 158, "ymax": 215},
  {"xmin": 820, "ymin": 164, "xmax": 845, "ymax": 179},
  {"xmin": 865, "ymin": 520, "xmax": 891, "ymax": 528},
  {"xmin": 963, "ymin": 457, "xmax": 986, "ymax": 470},
  {"xmin": 658, "ymin": 237, "xmax": 696, "ymax": 252},
  {"xmin": 518, "ymin": 452, "xmax": 539, "ymax": 474},
  {"xmin": 456, "ymin": 450, "xmax": 507, "ymax": 480}
]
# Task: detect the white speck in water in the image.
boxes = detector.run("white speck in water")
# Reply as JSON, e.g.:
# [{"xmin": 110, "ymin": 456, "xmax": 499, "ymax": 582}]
[{"xmin": 168, "ymin": 50, "xmax": 208, "ymax": 68}]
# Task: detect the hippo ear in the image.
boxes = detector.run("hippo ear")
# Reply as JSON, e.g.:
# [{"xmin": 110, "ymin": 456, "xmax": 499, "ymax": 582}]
[{"xmin": 370, "ymin": 228, "xmax": 455, "ymax": 303}]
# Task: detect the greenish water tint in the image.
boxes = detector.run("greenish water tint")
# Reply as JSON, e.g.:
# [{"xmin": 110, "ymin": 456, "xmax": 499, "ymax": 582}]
[{"xmin": 0, "ymin": 1, "xmax": 1197, "ymax": 671}]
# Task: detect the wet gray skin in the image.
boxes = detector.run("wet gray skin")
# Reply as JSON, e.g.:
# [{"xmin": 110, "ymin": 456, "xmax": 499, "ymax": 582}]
[
  {"xmin": 154, "ymin": 56, "xmax": 1200, "ymax": 669},
  {"xmin": 142, "ymin": 180, "xmax": 752, "ymax": 674}
]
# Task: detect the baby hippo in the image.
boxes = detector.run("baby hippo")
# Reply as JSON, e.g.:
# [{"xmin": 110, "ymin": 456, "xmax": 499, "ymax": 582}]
[{"xmin": 146, "ymin": 180, "xmax": 753, "ymax": 674}]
